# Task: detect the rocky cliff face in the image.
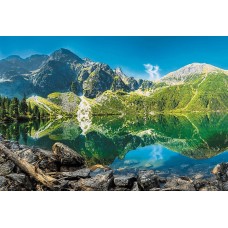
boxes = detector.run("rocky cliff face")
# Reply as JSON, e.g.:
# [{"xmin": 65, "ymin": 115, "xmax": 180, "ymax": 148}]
[
  {"xmin": 0, "ymin": 48, "xmax": 153, "ymax": 99},
  {"xmin": 1, "ymin": 50, "xmax": 227, "ymax": 101}
]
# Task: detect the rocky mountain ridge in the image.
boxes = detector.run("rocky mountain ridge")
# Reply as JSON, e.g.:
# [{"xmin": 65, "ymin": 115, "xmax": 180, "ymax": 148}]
[
  {"xmin": 161, "ymin": 63, "xmax": 227, "ymax": 85},
  {"xmin": 0, "ymin": 48, "xmax": 147, "ymax": 98}
]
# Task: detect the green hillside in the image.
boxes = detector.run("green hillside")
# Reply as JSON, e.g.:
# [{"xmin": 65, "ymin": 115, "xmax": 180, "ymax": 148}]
[
  {"xmin": 90, "ymin": 72, "xmax": 228, "ymax": 115},
  {"xmin": 27, "ymin": 96, "xmax": 63, "ymax": 116},
  {"xmin": 47, "ymin": 92, "xmax": 81, "ymax": 113}
]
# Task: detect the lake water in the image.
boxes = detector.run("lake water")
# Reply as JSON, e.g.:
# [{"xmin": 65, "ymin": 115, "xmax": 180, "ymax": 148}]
[{"xmin": 0, "ymin": 113, "xmax": 228, "ymax": 177}]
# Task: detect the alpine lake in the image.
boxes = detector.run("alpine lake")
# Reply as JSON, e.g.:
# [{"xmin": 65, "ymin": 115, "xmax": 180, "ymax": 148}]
[{"xmin": 1, "ymin": 112, "xmax": 228, "ymax": 178}]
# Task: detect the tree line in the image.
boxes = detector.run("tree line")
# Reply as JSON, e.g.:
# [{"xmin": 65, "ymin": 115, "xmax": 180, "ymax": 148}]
[{"xmin": 0, "ymin": 95, "xmax": 49, "ymax": 122}]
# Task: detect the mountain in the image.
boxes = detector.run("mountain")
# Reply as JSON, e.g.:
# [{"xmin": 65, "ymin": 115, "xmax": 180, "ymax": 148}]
[
  {"xmin": 0, "ymin": 54, "xmax": 48, "ymax": 97},
  {"xmin": 90, "ymin": 63, "xmax": 228, "ymax": 114},
  {"xmin": 0, "ymin": 48, "xmax": 152, "ymax": 99},
  {"xmin": 0, "ymin": 49, "xmax": 228, "ymax": 113},
  {"xmin": 160, "ymin": 63, "xmax": 225, "ymax": 85}
]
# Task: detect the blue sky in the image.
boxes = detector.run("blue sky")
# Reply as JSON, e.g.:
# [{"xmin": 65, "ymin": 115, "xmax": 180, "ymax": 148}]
[{"xmin": 1, "ymin": 36, "xmax": 228, "ymax": 80}]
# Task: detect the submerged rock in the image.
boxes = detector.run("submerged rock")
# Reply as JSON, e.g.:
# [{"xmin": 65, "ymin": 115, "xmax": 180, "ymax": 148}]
[{"xmin": 137, "ymin": 170, "xmax": 160, "ymax": 190}]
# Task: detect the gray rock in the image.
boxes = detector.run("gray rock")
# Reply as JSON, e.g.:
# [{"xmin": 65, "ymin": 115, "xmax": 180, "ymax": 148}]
[
  {"xmin": 0, "ymin": 161, "xmax": 15, "ymax": 176},
  {"xmin": 222, "ymin": 182, "xmax": 228, "ymax": 191},
  {"xmin": 113, "ymin": 186, "xmax": 130, "ymax": 191},
  {"xmin": 114, "ymin": 175, "xmax": 136, "ymax": 188},
  {"xmin": 193, "ymin": 179, "xmax": 208, "ymax": 190},
  {"xmin": 131, "ymin": 181, "xmax": 140, "ymax": 191},
  {"xmin": 199, "ymin": 185, "xmax": 219, "ymax": 191},
  {"xmin": 137, "ymin": 170, "xmax": 160, "ymax": 190},
  {"xmin": 61, "ymin": 168, "xmax": 90, "ymax": 180},
  {"xmin": 16, "ymin": 149, "xmax": 38, "ymax": 164},
  {"xmin": 76, "ymin": 170, "xmax": 114, "ymax": 191},
  {"xmin": 0, "ymin": 176, "xmax": 7, "ymax": 188},
  {"xmin": 212, "ymin": 163, "xmax": 228, "ymax": 182},
  {"xmin": 0, "ymin": 154, "xmax": 6, "ymax": 164},
  {"xmin": 158, "ymin": 177, "xmax": 167, "ymax": 184},
  {"xmin": 7, "ymin": 173, "xmax": 26, "ymax": 184},
  {"xmin": 10, "ymin": 142, "xmax": 20, "ymax": 151},
  {"xmin": 164, "ymin": 177, "xmax": 195, "ymax": 191},
  {"xmin": 59, "ymin": 166, "xmax": 79, "ymax": 172},
  {"xmin": 52, "ymin": 143, "xmax": 85, "ymax": 167}
]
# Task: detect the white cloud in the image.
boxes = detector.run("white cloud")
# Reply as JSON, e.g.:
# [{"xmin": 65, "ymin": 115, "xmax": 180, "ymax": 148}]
[{"xmin": 144, "ymin": 64, "xmax": 161, "ymax": 81}]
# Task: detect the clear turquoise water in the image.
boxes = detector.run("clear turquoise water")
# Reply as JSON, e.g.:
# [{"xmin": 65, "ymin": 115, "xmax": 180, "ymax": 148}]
[
  {"xmin": 1, "ymin": 113, "xmax": 227, "ymax": 177},
  {"xmin": 111, "ymin": 144, "xmax": 228, "ymax": 177}
]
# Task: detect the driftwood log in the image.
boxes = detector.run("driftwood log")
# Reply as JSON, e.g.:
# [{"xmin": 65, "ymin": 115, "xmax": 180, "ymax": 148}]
[{"xmin": 0, "ymin": 143, "xmax": 57, "ymax": 189}]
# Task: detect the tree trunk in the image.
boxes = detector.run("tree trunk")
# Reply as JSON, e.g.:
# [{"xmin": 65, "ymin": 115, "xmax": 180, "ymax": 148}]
[{"xmin": 0, "ymin": 143, "xmax": 57, "ymax": 189}]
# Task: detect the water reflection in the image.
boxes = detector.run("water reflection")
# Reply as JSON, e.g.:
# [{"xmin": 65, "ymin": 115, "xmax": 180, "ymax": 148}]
[{"xmin": 0, "ymin": 113, "xmax": 227, "ymax": 176}]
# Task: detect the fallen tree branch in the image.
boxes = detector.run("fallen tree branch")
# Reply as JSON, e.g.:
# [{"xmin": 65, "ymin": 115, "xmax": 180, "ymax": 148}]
[{"xmin": 0, "ymin": 143, "xmax": 57, "ymax": 190}]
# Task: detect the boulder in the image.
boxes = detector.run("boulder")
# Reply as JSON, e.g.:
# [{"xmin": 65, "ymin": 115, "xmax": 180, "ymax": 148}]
[
  {"xmin": 10, "ymin": 142, "xmax": 20, "ymax": 151},
  {"xmin": 199, "ymin": 185, "xmax": 219, "ymax": 191},
  {"xmin": 113, "ymin": 186, "xmax": 131, "ymax": 191},
  {"xmin": 0, "ymin": 154, "xmax": 7, "ymax": 164},
  {"xmin": 222, "ymin": 182, "xmax": 228, "ymax": 191},
  {"xmin": 52, "ymin": 143, "xmax": 85, "ymax": 167},
  {"xmin": 75, "ymin": 170, "xmax": 114, "ymax": 191},
  {"xmin": 137, "ymin": 170, "xmax": 160, "ymax": 190},
  {"xmin": 131, "ymin": 181, "xmax": 140, "ymax": 191},
  {"xmin": 7, "ymin": 173, "xmax": 26, "ymax": 185},
  {"xmin": 59, "ymin": 168, "xmax": 90, "ymax": 180},
  {"xmin": 15, "ymin": 149, "xmax": 38, "ymax": 164},
  {"xmin": 114, "ymin": 174, "xmax": 136, "ymax": 188},
  {"xmin": 212, "ymin": 163, "xmax": 228, "ymax": 182},
  {"xmin": 0, "ymin": 176, "xmax": 7, "ymax": 189},
  {"xmin": 164, "ymin": 177, "xmax": 195, "ymax": 191},
  {"xmin": 0, "ymin": 161, "xmax": 15, "ymax": 176}
]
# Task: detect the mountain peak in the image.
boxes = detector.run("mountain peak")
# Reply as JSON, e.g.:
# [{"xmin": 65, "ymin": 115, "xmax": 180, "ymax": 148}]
[
  {"xmin": 161, "ymin": 63, "xmax": 222, "ymax": 84},
  {"xmin": 49, "ymin": 48, "xmax": 83, "ymax": 63},
  {"xmin": 5, "ymin": 55, "xmax": 23, "ymax": 61},
  {"xmin": 115, "ymin": 67, "xmax": 127, "ymax": 78}
]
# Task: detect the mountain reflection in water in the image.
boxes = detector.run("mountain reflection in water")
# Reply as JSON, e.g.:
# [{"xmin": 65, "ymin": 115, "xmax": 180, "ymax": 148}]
[{"xmin": 0, "ymin": 113, "xmax": 227, "ymax": 177}]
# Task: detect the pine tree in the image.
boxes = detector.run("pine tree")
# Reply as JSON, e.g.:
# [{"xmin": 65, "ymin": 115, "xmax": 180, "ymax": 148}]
[
  {"xmin": 10, "ymin": 98, "xmax": 19, "ymax": 118},
  {"xmin": 19, "ymin": 94, "xmax": 28, "ymax": 115},
  {"xmin": 70, "ymin": 81, "xmax": 77, "ymax": 94}
]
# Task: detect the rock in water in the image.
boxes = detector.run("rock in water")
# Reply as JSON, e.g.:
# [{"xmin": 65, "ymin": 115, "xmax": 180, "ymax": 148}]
[
  {"xmin": 52, "ymin": 143, "xmax": 85, "ymax": 166},
  {"xmin": 137, "ymin": 170, "xmax": 160, "ymax": 190}
]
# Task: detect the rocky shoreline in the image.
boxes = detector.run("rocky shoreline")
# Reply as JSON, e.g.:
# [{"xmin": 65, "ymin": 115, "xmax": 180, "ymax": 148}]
[{"xmin": 0, "ymin": 134, "xmax": 227, "ymax": 191}]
